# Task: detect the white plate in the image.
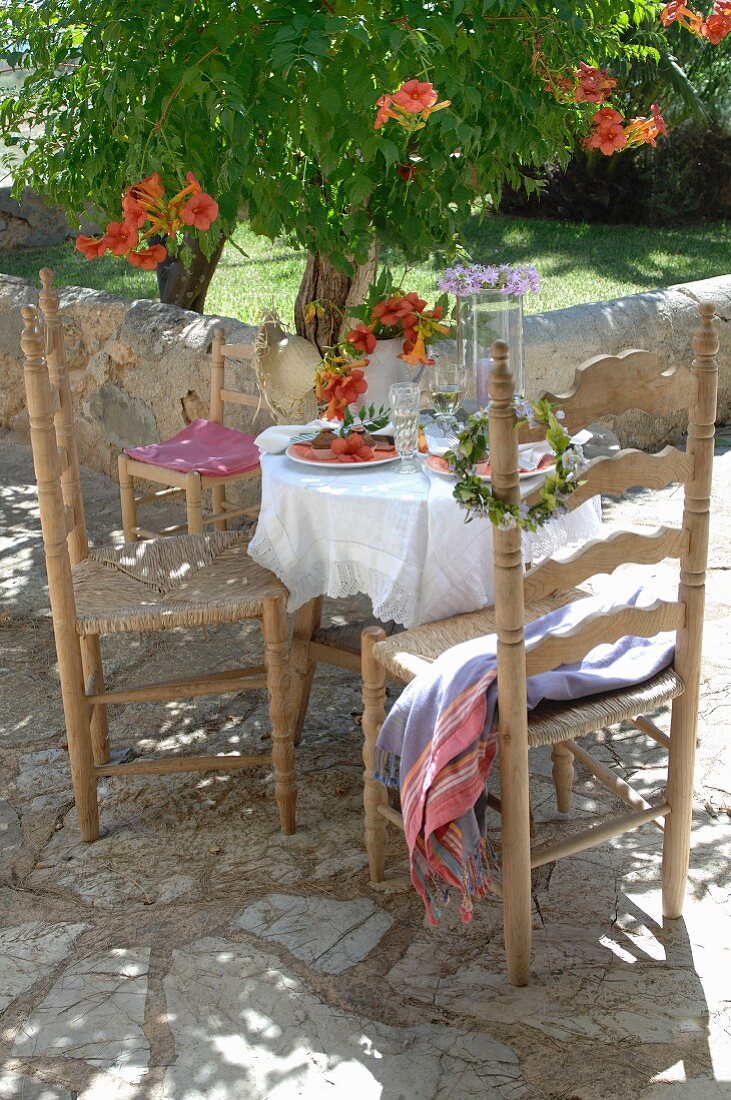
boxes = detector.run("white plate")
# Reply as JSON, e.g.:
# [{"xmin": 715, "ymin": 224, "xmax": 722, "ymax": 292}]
[
  {"xmin": 476, "ymin": 467, "xmax": 549, "ymax": 485},
  {"xmin": 285, "ymin": 444, "xmax": 401, "ymax": 470},
  {"xmin": 426, "ymin": 455, "xmax": 549, "ymax": 483}
]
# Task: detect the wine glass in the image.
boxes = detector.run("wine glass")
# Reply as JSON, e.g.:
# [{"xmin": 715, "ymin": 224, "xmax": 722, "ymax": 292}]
[
  {"xmin": 389, "ymin": 383, "xmax": 421, "ymax": 475},
  {"xmin": 428, "ymin": 358, "xmax": 468, "ymax": 429}
]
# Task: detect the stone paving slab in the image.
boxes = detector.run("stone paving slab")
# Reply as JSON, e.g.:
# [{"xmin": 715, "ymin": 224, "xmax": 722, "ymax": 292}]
[
  {"xmin": 0, "ymin": 923, "xmax": 87, "ymax": 1013},
  {"xmin": 236, "ymin": 893, "xmax": 394, "ymax": 974},
  {"xmin": 12, "ymin": 948, "xmax": 150, "ymax": 1086},
  {"xmin": 0, "ymin": 798, "xmax": 21, "ymax": 860},
  {"xmin": 1, "ymin": 430, "xmax": 730, "ymax": 1099},
  {"xmin": 161, "ymin": 936, "xmax": 536, "ymax": 1099},
  {"xmin": 0, "ymin": 1072, "xmax": 72, "ymax": 1099}
]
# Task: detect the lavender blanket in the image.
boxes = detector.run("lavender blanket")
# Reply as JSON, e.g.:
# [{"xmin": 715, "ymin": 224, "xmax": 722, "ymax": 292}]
[{"xmin": 375, "ymin": 582, "xmax": 676, "ymax": 921}]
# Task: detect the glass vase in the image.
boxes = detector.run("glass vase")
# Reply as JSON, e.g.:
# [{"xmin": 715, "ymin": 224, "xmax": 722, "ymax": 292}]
[{"xmin": 461, "ymin": 290, "xmax": 525, "ymax": 406}]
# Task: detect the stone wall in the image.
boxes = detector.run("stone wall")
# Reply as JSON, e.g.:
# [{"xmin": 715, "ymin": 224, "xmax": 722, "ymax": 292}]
[
  {"xmin": 0, "ymin": 273, "xmax": 729, "ymax": 494},
  {"xmin": 0, "ymin": 188, "xmax": 72, "ymax": 250},
  {"xmin": 523, "ymin": 275, "xmax": 730, "ymax": 448},
  {"xmin": 0, "ymin": 275, "xmax": 267, "ymax": 509}
]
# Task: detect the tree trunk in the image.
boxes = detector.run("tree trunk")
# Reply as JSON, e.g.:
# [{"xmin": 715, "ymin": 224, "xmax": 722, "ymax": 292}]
[
  {"xmin": 155, "ymin": 232, "xmax": 226, "ymax": 313},
  {"xmin": 294, "ymin": 247, "xmax": 377, "ymax": 352}
]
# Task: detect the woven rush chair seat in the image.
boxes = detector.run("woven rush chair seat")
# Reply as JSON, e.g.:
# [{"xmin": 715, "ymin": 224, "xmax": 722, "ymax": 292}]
[
  {"xmin": 527, "ymin": 666, "xmax": 683, "ymax": 747},
  {"xmin": 372, "ymin": 589, "xmax": 582, "ymax": 682},
  {"xmin": 372, "ymin": 591, "xmax": 683, "ymax": 746},
  {"xmin": 72, "ymin": 531, "xmax": 285, "ymax": 636}
]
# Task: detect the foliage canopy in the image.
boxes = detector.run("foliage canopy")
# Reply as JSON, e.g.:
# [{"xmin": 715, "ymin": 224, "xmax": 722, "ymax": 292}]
[{"xmin": 2, "ymin": 0, "xmax": 669, "ymax": 272}]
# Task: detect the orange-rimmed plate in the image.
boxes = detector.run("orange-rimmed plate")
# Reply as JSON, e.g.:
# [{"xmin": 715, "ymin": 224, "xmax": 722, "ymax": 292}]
[
  {"xmin": 285, "ymin": 442, "xmax": 400, "ymax": 469},
  {"xmin": 426, "ymin": 454, "xmax": 553, "ymax": 481}
]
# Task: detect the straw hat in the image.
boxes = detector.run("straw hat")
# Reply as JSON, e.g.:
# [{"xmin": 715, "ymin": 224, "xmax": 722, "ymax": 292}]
[{"xmin": 254, "ymin": 311, "xmax": 320, "ymax": 425}]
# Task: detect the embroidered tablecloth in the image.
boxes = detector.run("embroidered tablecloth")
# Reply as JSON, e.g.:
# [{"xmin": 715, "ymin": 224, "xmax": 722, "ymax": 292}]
[{"xmin": 248, "ymin": 453, "xmax": 602, "ymax": 628}]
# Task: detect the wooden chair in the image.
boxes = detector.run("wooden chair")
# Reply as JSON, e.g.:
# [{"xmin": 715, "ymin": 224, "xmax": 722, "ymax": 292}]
[
  {"xmin": 19, "ymin": 304, "xmax": 296, "ymax": 842},
  {"xmin": 361, "ymin": 302, "xmax": 719, "ymax": 985},
  {"xmin": 115, "ymin": 324, "xmax": 262, "ymax": 540}
]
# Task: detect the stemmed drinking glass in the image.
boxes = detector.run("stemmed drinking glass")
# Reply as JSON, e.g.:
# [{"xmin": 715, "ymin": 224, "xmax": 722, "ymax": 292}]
[
  {"xmin": 428, "ymin": 358, "xmax": 468, "ymax": 428},
  {"xmin": 389, "ymin": 383, "xmax": 421, "ymax": 475}
]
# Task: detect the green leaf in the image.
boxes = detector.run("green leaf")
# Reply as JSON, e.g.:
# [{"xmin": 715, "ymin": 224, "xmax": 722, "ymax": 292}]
[
  {"xmin": 348, "ymin": 173, "xmax": 375, "ymax": 204},
  {"xmin": 378, "ymin": 138, "xmax": 400, "ymax": 168}
]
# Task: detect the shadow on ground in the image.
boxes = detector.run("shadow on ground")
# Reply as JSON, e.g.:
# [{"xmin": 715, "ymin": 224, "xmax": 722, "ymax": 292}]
[{"xmin": 0, "ymin": 429, "xmax": 729, "ymax": 1099}]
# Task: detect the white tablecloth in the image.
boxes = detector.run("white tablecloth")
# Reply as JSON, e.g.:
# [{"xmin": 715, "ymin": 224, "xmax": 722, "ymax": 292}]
[{"xmin": 248, "ymin": 453, "xmax": 602, "ymax": 628}]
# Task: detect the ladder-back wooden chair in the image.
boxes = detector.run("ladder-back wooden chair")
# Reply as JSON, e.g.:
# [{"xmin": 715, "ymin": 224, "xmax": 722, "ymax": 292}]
[
  {"xmin": 361, "ymin": 302, "xmax": 719, "ymax": 985},
  {"xmin": 116, "ymin": 324, "xmax": 261, "ymax": 540},
  {"xmin": 20, "ymin": 304, "xmax": 296, "ymax": 841}
]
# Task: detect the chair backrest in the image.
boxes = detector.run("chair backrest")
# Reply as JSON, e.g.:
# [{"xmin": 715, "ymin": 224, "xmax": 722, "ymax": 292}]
[
  {"xmin": 20, "ymin": 304, "xmax": 81, "ymax": 630},
  {"xmin": 487, "ymin": 301, "xmax": 719, "ymax": 729},
  {"xmin": 37, "ymin": 269, "xmax": 89, "ymax": 566},
  {"xmin": 209, "ymin": 328, "xmax": 260, "ymax": 426}
]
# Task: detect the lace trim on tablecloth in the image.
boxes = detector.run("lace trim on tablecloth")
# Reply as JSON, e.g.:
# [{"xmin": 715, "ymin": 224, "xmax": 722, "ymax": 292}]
[
  {"xmin": 249, "ymin": 496, "xmax": 602, "ymax": 628},
  {"xmin": 524, "ymin": 496, "xmax": 602, "ymax": 563},
  {"xmin": 249, "ymin": 532, "xmax": 419, "ymax": 626}
]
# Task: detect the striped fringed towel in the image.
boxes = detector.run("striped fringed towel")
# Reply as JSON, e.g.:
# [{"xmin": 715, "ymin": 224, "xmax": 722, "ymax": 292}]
[{"xmin": 375, "ymin": 582, "xmax": 676, "ymax": 925}]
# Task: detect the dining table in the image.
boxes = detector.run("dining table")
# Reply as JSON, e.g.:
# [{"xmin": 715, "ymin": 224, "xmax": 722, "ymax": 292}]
[
  {"xmin": 246, "ymin": 423, "xmax": 603, "ymax": 737},
  {"xmin": 247, "ymin": 440, "xmax": 602, "ymax": 630}
]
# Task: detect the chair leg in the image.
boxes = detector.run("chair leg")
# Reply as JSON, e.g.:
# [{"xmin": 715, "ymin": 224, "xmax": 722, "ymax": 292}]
[
  {"xmin": 500, "ymin": 729, "xmax": 532, "ymax": 986},
  {"xmin": 185, "ymin": 472, "xmax": 204, "ymax": 534},
  {"xmin": 212, "ymin": 483, "xmax": 227, "ymax": 531},
  {"xmin": 552, "ymin": 740, "xmax": 574, "ymax": 813},
  {"xmin": 118, "ymin": 454, "xmax": 138, "ymax": 542},
  {"xmin": 289, "ymin": 597, "xmax": 323, "ymax": 746},
  {"xmin": 57, "ymin": 646, "xmax": 99, "ymax": 842},
  {"xmin": 361, "ymin": 627, "xmax": 389, "ymax": 883},
  {"xmin": 262, "ymin": 595, "xmax": 296, "ymax": 835},
  {"xmin": 662, "ymin": 687, "xmax": 700, "ymax": 919},
  {"xmin": 80, "ymin": 635, "xmax": 109, "ymax": 765}
]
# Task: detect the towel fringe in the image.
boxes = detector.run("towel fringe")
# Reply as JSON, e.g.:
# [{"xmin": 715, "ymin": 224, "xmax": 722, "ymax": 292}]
[{"xmin": 373, "ymin": 746, "xmax": 400, "ymax": 788}]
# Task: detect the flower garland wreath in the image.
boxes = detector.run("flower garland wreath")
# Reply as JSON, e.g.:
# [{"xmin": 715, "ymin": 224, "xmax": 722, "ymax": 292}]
[{"xmin": 445, "ymin": 397, "xmax": 587, "ymax": 531}]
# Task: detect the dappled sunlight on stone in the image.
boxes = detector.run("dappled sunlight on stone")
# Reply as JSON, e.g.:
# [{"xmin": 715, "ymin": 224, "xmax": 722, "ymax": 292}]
[
  {"xmin": 161, "ymin": 938, "xmax": 530, "ymax": 1099},
  {"xmin": 12, "ymin": 948, "xmax": 150, "ymax": 1087},
  {"xmin": 1, "ymin": 427, "xmax": 730, "ymax": 1097}
]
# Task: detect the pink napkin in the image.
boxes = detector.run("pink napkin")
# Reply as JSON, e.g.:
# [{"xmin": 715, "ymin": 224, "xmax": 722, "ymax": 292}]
[{"xmin": 125, "ymin": 419, "xmax": 260, "ymax": 478}]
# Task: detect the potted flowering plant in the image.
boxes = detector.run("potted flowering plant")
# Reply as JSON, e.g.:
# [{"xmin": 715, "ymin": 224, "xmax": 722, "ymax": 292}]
[{"xmin": 307, "ymin": 269, "xmax": 452, "ymax": 414}]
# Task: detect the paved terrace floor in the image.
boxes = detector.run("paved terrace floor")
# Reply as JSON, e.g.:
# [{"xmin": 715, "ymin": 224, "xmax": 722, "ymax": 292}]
[{"xmin": 0, "ymin": 428, "xmax": 730, "ymax": 1100}]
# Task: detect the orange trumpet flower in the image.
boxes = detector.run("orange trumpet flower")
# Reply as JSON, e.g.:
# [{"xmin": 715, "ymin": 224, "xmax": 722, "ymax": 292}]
[{"xmin": 398, "ymin": 332, "xmax": 434, "ymax": 367}]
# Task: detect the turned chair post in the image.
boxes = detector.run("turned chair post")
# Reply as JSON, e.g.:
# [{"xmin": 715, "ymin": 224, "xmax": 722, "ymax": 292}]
[
  {"xmin": 210, "ymin": 327, "xmax": 226, "ymax": 425},
  {"xmin": 488, "ymin": 340, "xmax": 533, "ymax": 987},
  {"xmin": 551, "ymin": 742, "xmax": 575, "ymax": 814},
  {"xmin": 662, "ymin": 303, "xmax": 719, "ymax": 918},
  {"xmin": 118, "ymin": 453, "xmax": 138, "ymax": 541},
  {"xmin": 262, "ymin": 594, "xmax": 296, "ymax": 835},
  {"xmin": 210, "ymin": 328, "xmax": 228, "ymax": 531},
  {"xmin": 361, "ymin": 626, "xmax": 389, "ymax": 882},
  {"xmin": 38, "ymin": 268, "xmax": 88, "ymax": 565},
  {"xmin": 290, "ymin": 596, "xmax": 324, "ymax": 746},
  {"xmin": 38, "ymin": 270, "xmax": 109, "ymax": 765},
  {"xmin": 184, "ymin": 471, "xmax": 204, "ymax": 534},
  {"xmin": 20, "ymin": 306, "xmax": 99, "ymax": 841}
]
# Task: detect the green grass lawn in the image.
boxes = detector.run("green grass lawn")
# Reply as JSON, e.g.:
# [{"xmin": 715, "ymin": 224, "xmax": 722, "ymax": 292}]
[{"xmin": 1, "ymin": 214, "xmax": 729, "ymax": 327}]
